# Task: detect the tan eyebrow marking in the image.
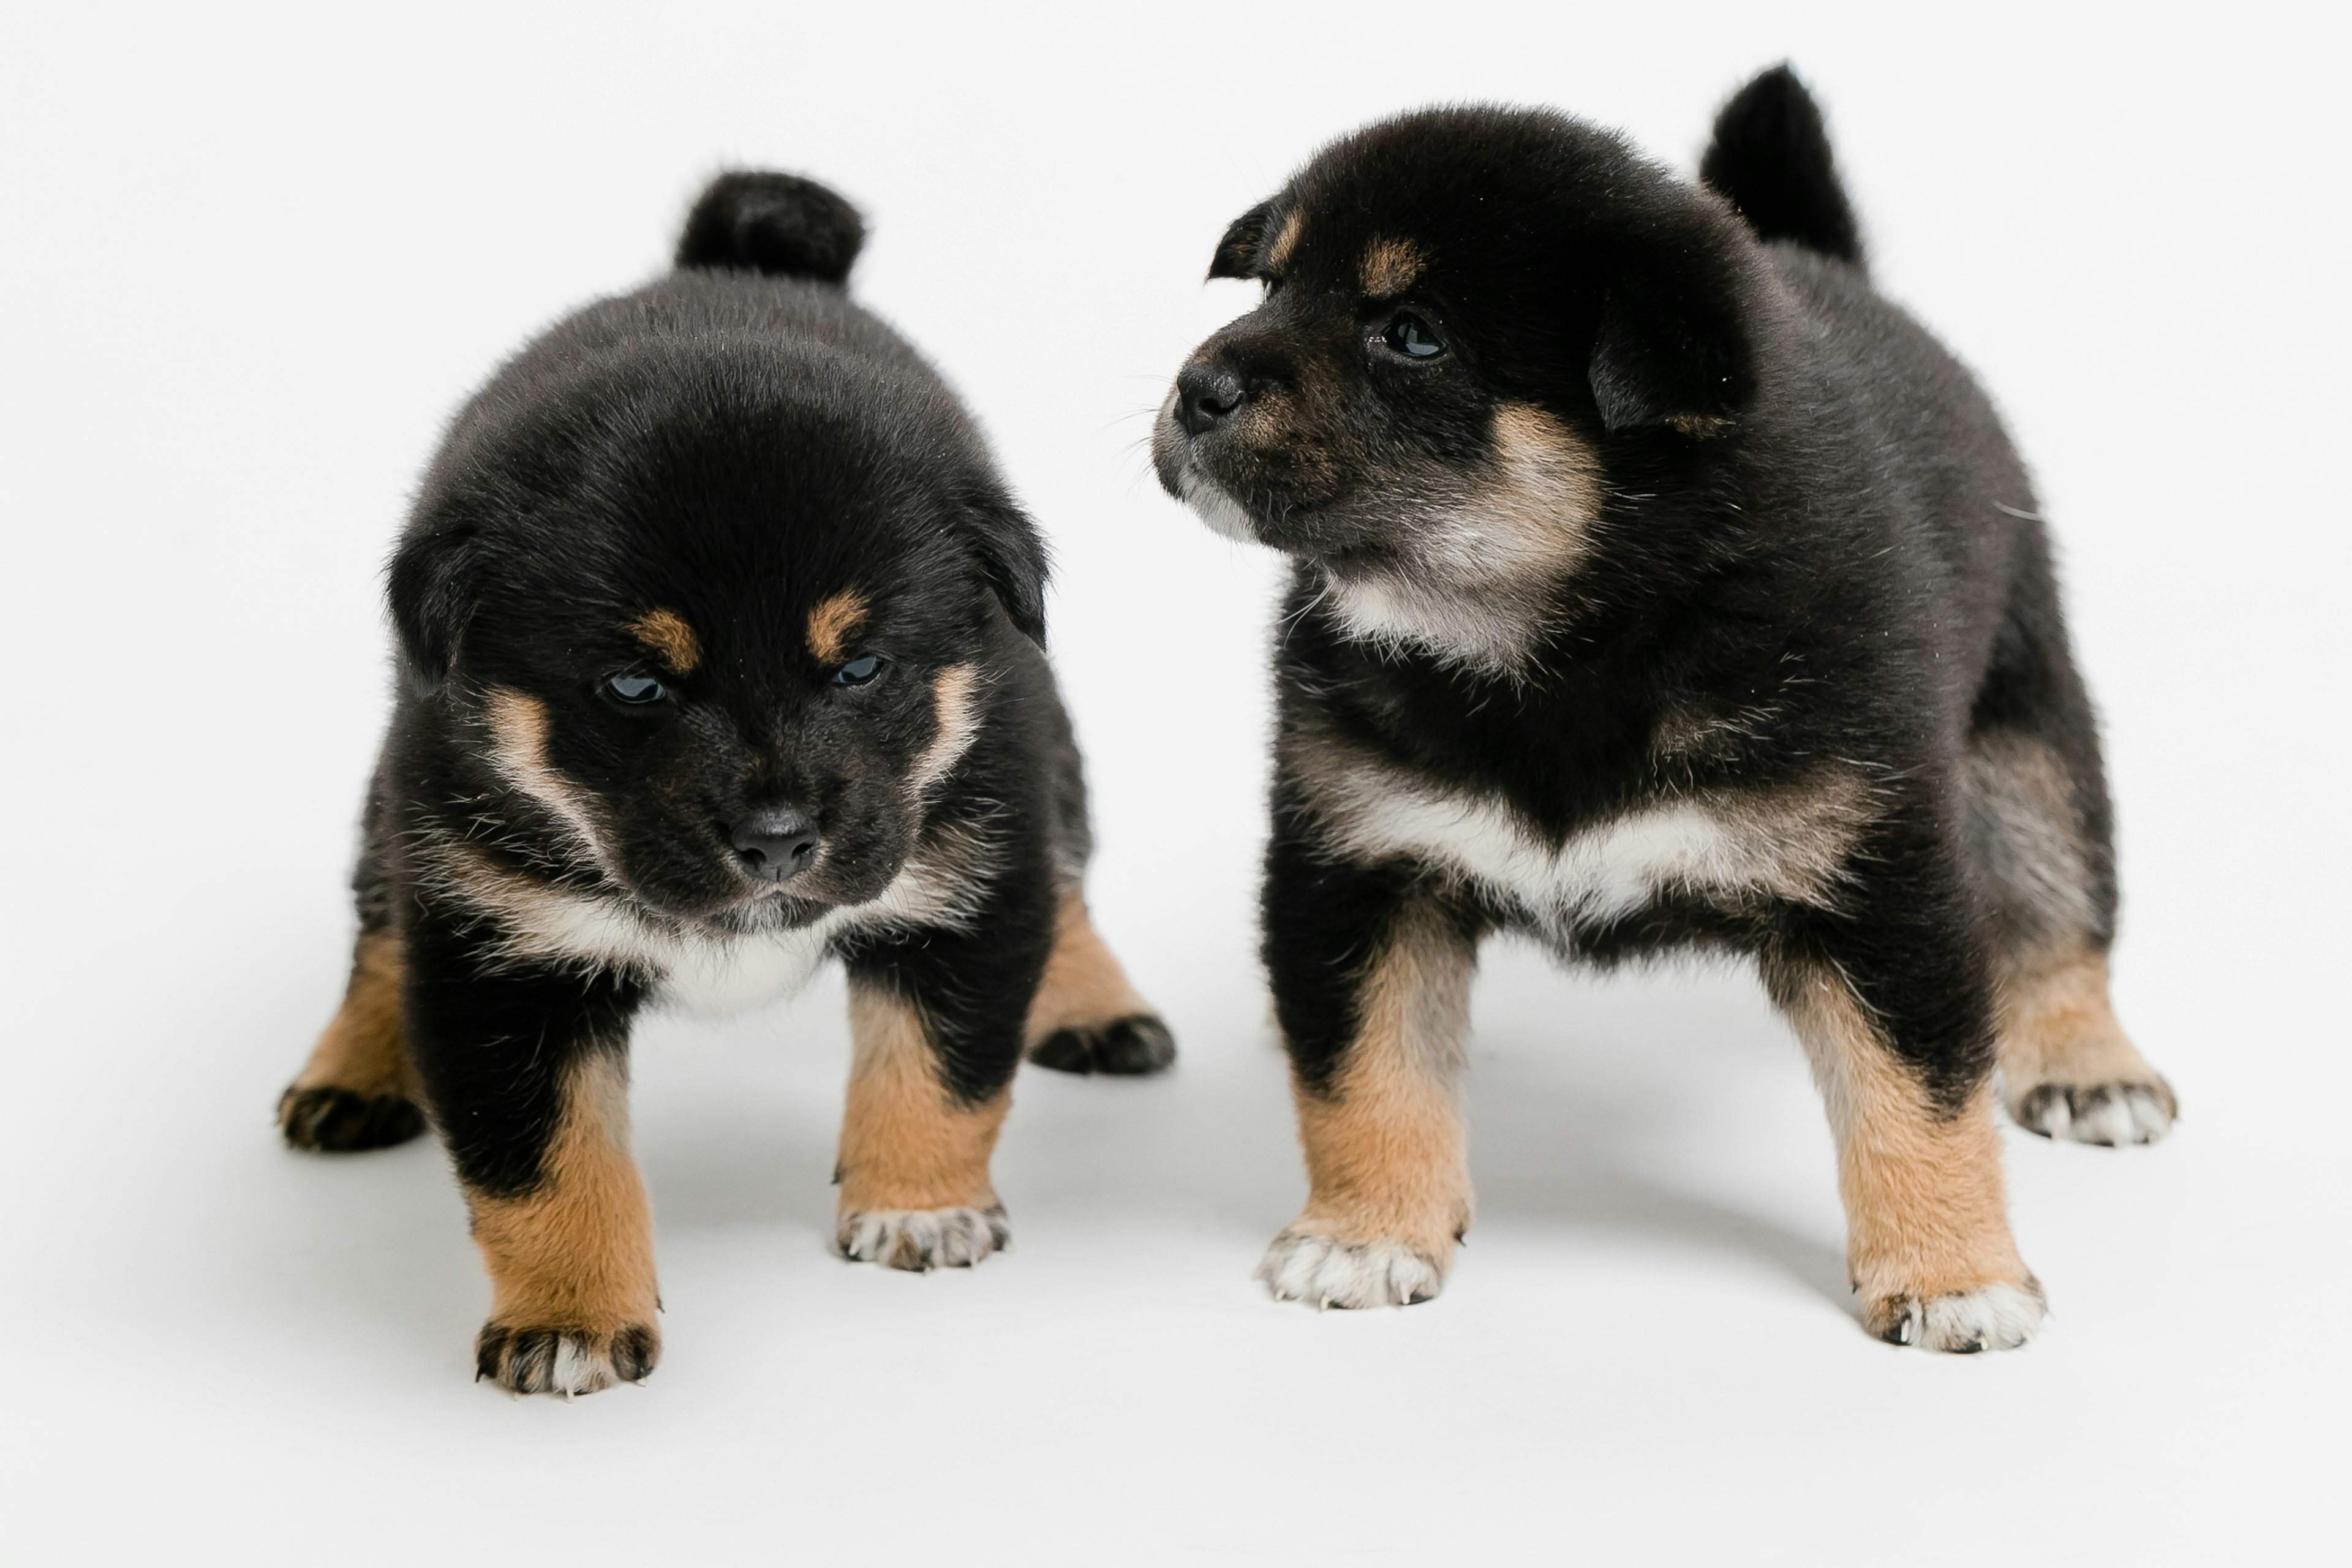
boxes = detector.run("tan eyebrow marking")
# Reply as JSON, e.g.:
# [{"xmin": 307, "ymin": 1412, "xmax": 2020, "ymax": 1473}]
[
  {"xmin": 806, "ymin": 589, "xmax": 870, "ymax": 665},
  {"xmin": 627, "ymin": 608, "xmax": 701, "ymax": 673},
  {"xmin": 1265, "ymin": 209, "xmax": 1305, "ymax": 271},
  {"xmin": 1360, "ymin": 236, "xmax": 1427, "ymax": 298}
]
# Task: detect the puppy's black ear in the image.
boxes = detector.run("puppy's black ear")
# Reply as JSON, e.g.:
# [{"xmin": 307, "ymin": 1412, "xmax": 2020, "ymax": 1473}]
[
  {"xmin": 385, "ymin": 517, "xmax": 480, "ymax": 698},
  {"xmin": 1587, "ymin": 247, "xmax": 1755, "ymax": 434},
  {"xmin": 677, "ymin": 171, "xmax": 865, "ymax": 285},
  {"xmin": 1207, "ymin": 200, "xmax": 1276, "ymax": 281},
  {"xmin": 962, "ymin": 489, "xmax": 1051, "ymax": 647}
]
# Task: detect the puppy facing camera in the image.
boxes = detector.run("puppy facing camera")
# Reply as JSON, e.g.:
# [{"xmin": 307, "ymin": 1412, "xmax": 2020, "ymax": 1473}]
[
  {"xmin": 1158, "ymin": 67, "xmax": 2173, "ymax": 1349},
  {"xmin": 281, "ymin": 170, "xmax": 1172, "ymax": 1396}
]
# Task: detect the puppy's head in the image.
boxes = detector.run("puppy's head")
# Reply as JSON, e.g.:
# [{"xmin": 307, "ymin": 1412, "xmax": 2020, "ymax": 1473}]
[
  {"xmin": 390, "ymin": 362, "xmax": 1046, "ymax": 931},
  {"xmin": 1154, "ymin": 107, "xmax": 1763, "ymax": 672}
]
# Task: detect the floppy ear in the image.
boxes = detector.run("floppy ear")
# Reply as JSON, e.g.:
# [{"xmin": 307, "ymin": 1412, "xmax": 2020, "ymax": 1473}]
[
  {"xmin": 1586, "ymin": 259, "xmax": 1754, "ymax": 434},
  {"xmin": 385, "ymin": 516, "xmax": 480, "ymax": 697},
  {"xmin": 1207, "ymin": 200, "xmax": 1276, "ymax": 281},
  {"xmin": 962, "ymin": 489, "xmax": 1050, "ymax": 647}
]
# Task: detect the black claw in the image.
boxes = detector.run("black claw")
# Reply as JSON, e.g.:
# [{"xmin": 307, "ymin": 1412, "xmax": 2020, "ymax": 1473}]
[
  {"xmin": 610, "ymin": 1325, "xmax": 658, "ymax": 1383},
  {"xmin": 1028, "ymin": 1015, "xmax": 1177, "ymax": 1077}
]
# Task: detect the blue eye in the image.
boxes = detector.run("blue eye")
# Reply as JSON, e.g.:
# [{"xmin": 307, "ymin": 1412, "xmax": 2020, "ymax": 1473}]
[
  {"xmin": 1382, "ymin": 312, "xmax": 1445, "ymax": 358},
  {"xmin": 606, "ymin": 673, "xmax": 667, "ymax": 704},
  {"xmin": 834, "ymin": 656, "xmax": 883, "ymax": 686}
]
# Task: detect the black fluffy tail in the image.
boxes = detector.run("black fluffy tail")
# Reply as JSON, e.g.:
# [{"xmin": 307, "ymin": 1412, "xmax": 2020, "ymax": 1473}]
[
  {"xmin": 1700, "ymin": 65, "xmax": 1863, "ymax": 266},
  {"xmin": 676, "ymin": 171, "xmax": 865, "ymax": 284}
]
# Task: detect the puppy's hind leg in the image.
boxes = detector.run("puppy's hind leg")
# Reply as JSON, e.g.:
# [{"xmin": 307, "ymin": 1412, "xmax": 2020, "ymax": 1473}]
[
  {"xmin": 1023, "ymin": 888, "xmax": 1175, "ymax": 1076},
  {"xmin": 278, "ymin": 927, "xmax": 428, "ymax": 1152},
  {"xmin": 1965, "ymin": 728, "xmax": 2176, "ymax": 1146}
]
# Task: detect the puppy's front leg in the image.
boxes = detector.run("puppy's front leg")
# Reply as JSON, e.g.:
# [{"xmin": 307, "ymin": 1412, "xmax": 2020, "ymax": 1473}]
[
  {"xmin": 833, "ymin": 907, "xmax": 1046, "ymax": 1272},
  {"xmin": 1766, "ymin": 935, "xmax": 2045, "ymax": 1353},
  {"xmin": 402, "ymin": 919, "xmax": 658, "ymax": 1396},
  {"xmin": 1259, "ymin": 831, "xmax": 1478, "ymax": 1309}
]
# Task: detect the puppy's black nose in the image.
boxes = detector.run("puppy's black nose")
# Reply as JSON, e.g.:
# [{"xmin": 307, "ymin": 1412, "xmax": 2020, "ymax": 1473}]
[
  {"xmin": 728, "ymin": 812, "xmax": 820, "ymax": 883},
  {"xmin": 1175, "ymin": 363, "xmax": 1248, "ymax": 435}
]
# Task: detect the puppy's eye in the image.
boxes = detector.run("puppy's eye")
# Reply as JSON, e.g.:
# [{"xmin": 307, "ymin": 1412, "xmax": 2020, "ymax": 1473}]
[
  {"xmin": 1382, "ymin": 313, "xmax": 1446, "ymax": 359},
  {"xmin": 605, "ymin": 673, "xmax": 668, "ymax": 704},
  {"xmin": 834, "ymin": 656, "xmax": 883, "ymax": 687}
]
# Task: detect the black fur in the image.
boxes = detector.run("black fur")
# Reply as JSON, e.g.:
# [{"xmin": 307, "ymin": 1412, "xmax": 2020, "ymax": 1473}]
[
  {"xmin": 674, "ymin": 170, "xmax": 866, "ymax": 283},
  {"xmin": 1700, "ymin": 64, "xmax": 1864, "ymax": 266}
]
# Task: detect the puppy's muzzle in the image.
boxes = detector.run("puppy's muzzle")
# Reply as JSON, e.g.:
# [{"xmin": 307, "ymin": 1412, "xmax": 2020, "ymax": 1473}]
[
  {"xmin": 728, "ymin": 810, "xmax": 820, "ymax": 884},
  {"xmin": 1174, "ymin": 363, "xmax": 1248, "ymax": 436}
]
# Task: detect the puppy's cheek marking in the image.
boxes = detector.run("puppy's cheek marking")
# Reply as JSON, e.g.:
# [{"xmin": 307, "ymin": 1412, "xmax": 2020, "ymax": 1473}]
[
  {"xmin": 467, "ymin": 1052, "xmax": 661, "ymax": 1396},
  {"xmin": 905, "ymin": 663, "xmax": 982, "ymax": 797},
  {"xmin": 834, "ymin": 982, "xmax": 1011, "ymax": 1265},
  {"xmin": 1321, "ymin": 404, "xmax": 1604, "ymax": 676},
  {"xmin": 1359, "ymin": 236, "xmax": 1427, "ymax": 298},
  {"xmin": 1267, "ymin": 903, "xmax": 1474, "ymax": 1310},
  {"xmin": 1768, "ymin": 960, "xmax": 2043, "ymax": 1352},
  {"xmin": 1995, "ymin": 947, "xmax": 2176, "ymax": 1146},
  {"xmin": 806, "ymin": 589, "xmax": 869, "ymax": 666},
  {"xmin": 483, "ymin": 687, "xmax": 619, "ymax": 871},
  {"xmin": 627, "ymin": 608, "xmax": 700, "ymax": 673}
]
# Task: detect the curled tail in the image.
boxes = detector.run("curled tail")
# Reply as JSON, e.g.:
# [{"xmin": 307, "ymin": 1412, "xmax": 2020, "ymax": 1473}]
[
  {"xmin": 1700, "ymin": 64, "xmax": 1863, "ymax": 267},
  {"xmin": 676, "ymin": 170, "xmax": 865, "ymax": 284}
]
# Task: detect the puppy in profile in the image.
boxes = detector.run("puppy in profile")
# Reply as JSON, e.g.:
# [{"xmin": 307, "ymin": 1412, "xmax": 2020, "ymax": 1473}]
[
  {"xmin": 1155, "ymin": 68, "xmax": 2173, "ymax": 1351},
  {"xmin": 281, "ymin": 172, "xmax": 1173, "ymax": 1396}
]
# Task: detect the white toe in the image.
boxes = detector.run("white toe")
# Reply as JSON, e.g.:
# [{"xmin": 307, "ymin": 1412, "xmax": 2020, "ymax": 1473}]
[{"xmin": 1256, "ymin": 1231, "xmax": 1444, "ymax": 1310}]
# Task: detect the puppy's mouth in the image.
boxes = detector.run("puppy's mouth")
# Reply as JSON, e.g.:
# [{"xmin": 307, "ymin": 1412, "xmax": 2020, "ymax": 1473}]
[{"xmin": 1153, "ymin": 394, "xmax": 1262, "ymax": 545}]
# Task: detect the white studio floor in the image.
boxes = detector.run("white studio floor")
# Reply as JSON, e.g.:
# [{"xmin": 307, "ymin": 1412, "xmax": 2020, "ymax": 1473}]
[{"xmin": 4, "ymin": 4, "xmax": 2346, "ymax": 1564}]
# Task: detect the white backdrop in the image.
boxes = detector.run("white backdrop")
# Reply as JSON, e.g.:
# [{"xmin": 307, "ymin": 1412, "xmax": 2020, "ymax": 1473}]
[{"xmin": 3, "ymin": 2, "xmax": 2345, "ymax": 1562}]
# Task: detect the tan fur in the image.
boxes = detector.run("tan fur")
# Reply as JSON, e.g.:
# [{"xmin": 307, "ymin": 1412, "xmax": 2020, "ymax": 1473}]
[
  {"xmin": 1287, "ymin": 902, "xmax": 1476, "ymax": 1266},
  {"xmin": 835, "ymin": 982, "xmax": 1007, "ymax": 1215},
  {"xmin": 467, "ymin": 1052, "xmax": 658, "ymax": 1340},
  {"xmin": 1266, "ymin": 209, "xmax": 1305, "ymax": 271},
  {"xmin": 627, "ymin": 608, "xmax": 701, "ymax": 673},
  {"xmin": 1769, "ymin": 959, "xmax": 2032, "ymax": 1334},
  {"xmin": 1996, "ymin": 945, "xmax": 2169, "ymax": 1107},
  {"xmin": 906, "ymin": 663, "xmax": 982, "ymax": 797},
  {"xmin": 805, "ymin": 589, "xmax": 870, "ymax": 665},
  {"xmin": 1023, "ymin": 888, "xmax": 1153, "ymax": 1044},
  {"xmin": 290, "ymin": 928, "xmax": 418, "ymax": 1101},
  {"xmin": 483, "ymin": 687, "xmax": 612, "ymax": 865},
  {"xmin": 1319, "ymin": 402, "xmax": 1605, "ymax": 676},
  {"xmin": 1359, "ymin": 236, "xmax": 1427, "ymax": 297}
]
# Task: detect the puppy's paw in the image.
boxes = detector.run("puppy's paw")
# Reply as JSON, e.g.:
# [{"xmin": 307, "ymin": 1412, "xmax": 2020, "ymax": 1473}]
[
  {"xmin": 277, "ymin": 1085, "xmax": 427, "ymax": 1152},
  {"xmin": 1863, "ymin": 1281, "xmax": 2046, "ymax": 1353},
  {"xmin": 1256, "ymin": 1227, "xmax": 1448, "ymax": 1310},
  {"xmin": 2010, "ymin": 1079, "xmax": 2176, "ymax": 1146},
  {"xmin": 1028, "ymin": 1014, "xmax": 1176, "ymax": 1076},
  {"xmin": 475, "ymin": 1321, "xmax": 658, "ymax": 1397},
  {"xmin": 835, "ymin": 1205, "xmax": 1010, "ymax": 1272}
]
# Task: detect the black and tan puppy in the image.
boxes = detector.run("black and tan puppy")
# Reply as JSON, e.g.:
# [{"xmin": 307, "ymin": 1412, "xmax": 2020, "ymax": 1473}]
[
  {"xmin": 281, "ymin": 172, "xmax": 1172, "ymax": 1396},
  {"xmin": 1155, "ymin": 68, "xmax": 2173, "ymax": 1351}
]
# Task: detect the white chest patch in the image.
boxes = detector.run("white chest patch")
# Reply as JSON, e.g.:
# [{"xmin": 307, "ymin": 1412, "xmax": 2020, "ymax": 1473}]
[
  {"xmin": 428, "ymin": 839, "xmax": 984, "ymax": 1020},
  {"xmin": 1308, "ymin": 755, "xmax": 1866, "ymax": 933}
]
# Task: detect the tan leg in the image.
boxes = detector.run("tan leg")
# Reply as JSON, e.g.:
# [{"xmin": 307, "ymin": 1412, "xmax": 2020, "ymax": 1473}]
[
  {"xmin": 470, "ymin": 1050, "xmax": 660, "ymax": 1396},
  {"xmin": 1771, "ymin": 960, "xmax": 2044, "ymax": 1351},
  {"xmin": 834, "ymin": 982, "xmax": 1013, "ymax": 1270},
  {"xmin": 1259, "ymin": 902, "xmax": 1474, "ymax": 1309},
  {"xmin": 1997, "ymin": 946, "xmax": 2176, "ymax": 1145},
  {"xmin": 278, "ymin": 929, "xmax": 428, "ymax": 1151},
  {"xmin": 1023, "ymin": 888, "xmax": 1175, "ymax": 1076}
]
